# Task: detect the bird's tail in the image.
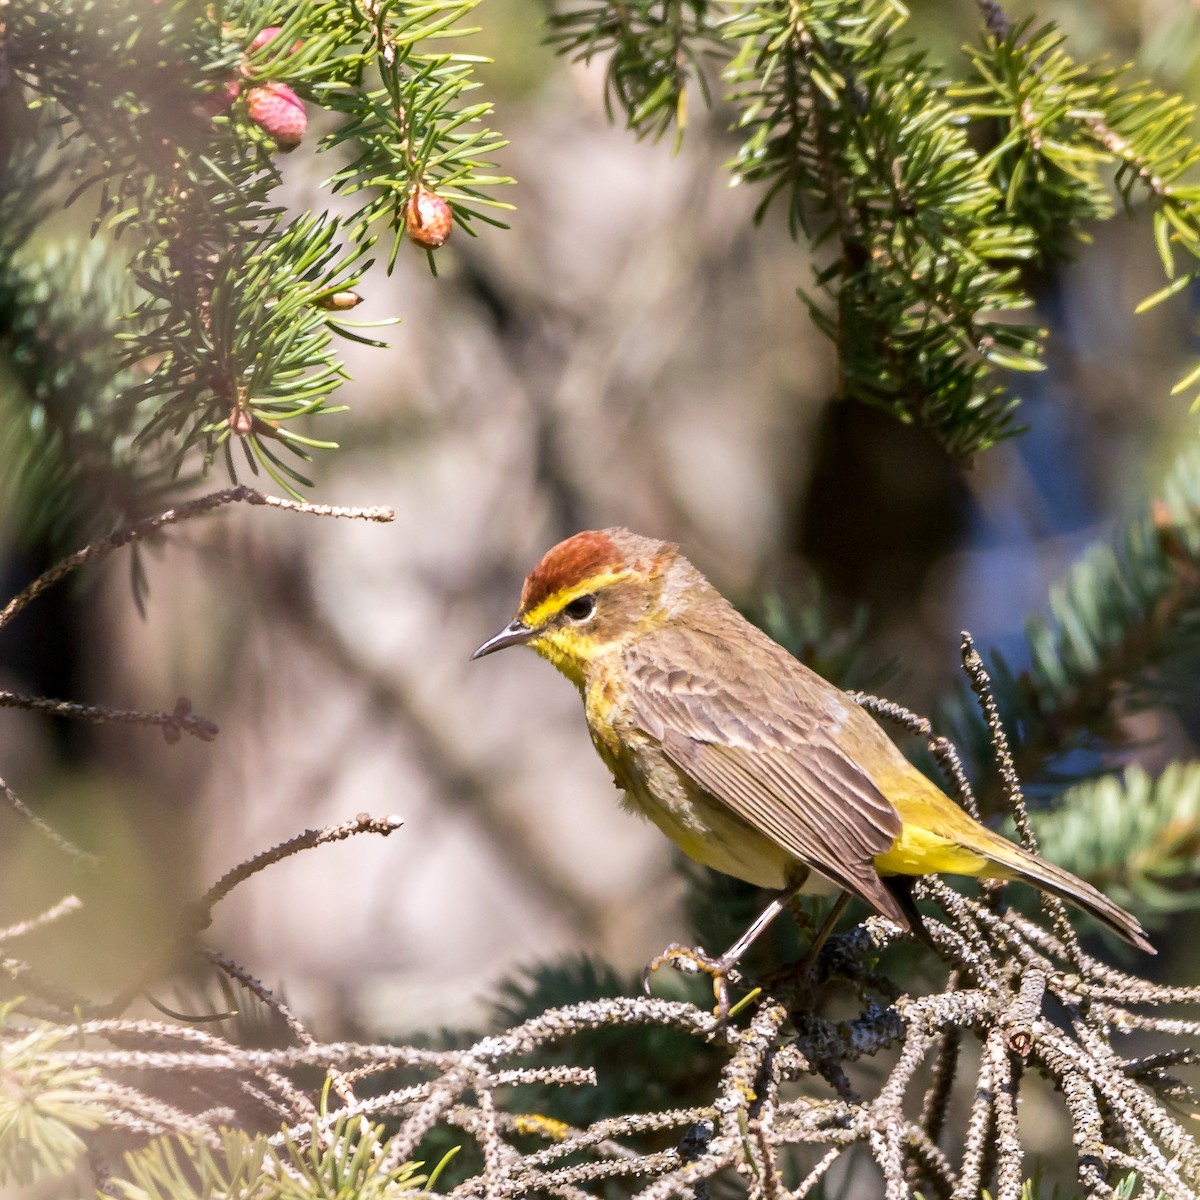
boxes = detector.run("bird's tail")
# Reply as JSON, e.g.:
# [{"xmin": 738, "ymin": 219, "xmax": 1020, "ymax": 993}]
[{"xmin": 986, "ymin": 840, "xmax": 1155, "ymax": 955}]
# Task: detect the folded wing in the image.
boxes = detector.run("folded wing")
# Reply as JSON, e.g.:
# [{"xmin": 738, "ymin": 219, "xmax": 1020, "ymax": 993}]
[{"xmin": 623, "ymin": 619, "xmax": 909, "ymax": 927}]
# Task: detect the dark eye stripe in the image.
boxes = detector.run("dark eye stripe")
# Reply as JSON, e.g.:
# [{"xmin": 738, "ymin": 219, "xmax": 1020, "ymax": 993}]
[{"xmin": 563, "ymin": 594, "xmax": 596, "ymax": 621}]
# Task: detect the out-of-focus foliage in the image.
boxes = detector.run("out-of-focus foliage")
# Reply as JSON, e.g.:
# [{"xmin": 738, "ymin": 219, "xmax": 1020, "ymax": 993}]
[
  {"xmin": 755, "ymin": 589, "xmax": 891, "ymax": 695},
  {"xmin": 0, "ymin": 1006, "xmax": 106, "ymax": 1187},
  {"xmin": 959, "ymin": 18, "xmax": 1200, "ymax": 407},
  {"xmin": 1023, "ymin": 764, "xmax": 1200, "ymax": 927},
  {"xmin": 116, "ymin": 1120, "xmax": 433, "ymax": 1200},
  {"xmin": 0, "ymin": 186, "xmax": 168, "ymax": 548},
  {"xmin": 936, "ymin": 444, "xmax": 1200, "ymax": 805}
]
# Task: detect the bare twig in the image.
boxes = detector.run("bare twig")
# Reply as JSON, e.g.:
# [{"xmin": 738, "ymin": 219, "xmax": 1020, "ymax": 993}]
[
  {"xmin": 1, "ymin": 772, "xmax": 99, "ymax": 867},
  {"xmin": 0, "ymin": 484, "xmax": 394, "ymax": 633},
  {"xmin": 0, "ymin": 690, "xmax": 218, "ymax": 742},
  {"xmin": 186, "ymin": 813, "xmax": 403, "ymax": 932},
  {"xmin": 0, "ymin": 894, "xmax": 82, "ymax": 943}
]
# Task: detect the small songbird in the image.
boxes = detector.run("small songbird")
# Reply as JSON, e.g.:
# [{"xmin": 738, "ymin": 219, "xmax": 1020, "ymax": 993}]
[{"xmin": 472, "ymin": 528, "xmax": 1153, "ymax": 1002}]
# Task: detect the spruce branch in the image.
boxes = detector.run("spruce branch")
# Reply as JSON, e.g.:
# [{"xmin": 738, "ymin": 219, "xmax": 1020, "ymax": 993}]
[
  {"xmin": 549, "ymin": 0, "xmax": 1200, "ymax": 454},
  {"xmin": 0, "ymin": 1014, "xmax": 109, "ymax": 1187},
  {"xmin": 1022, "ymin": 764, "xmax": 1200, "ymax": 927},
  {"xmin": 114, "ymin": 1121, "xmax": 432, "ymax": 1200},
  {"xmin": 721, "ymin": 0, "xmax": 1041, "ymax": 458},
  {"xmin": 13, "ymin": 871, "xmax": 1193, "ymax": 1199},
  {"xmin": 126, "ymin": 212, "xmax": 379, "ymax": 496},
  {"xmin": 0, "ymin": 226, "xmax": 171, "ymax": 547},
  {"xmin": 962, "ymin": 2, "xmax": 1200, "ymax": 405},
  {"xmin": 323, "ymin": 0, "xmax": 514, "ymax": 269},
  {"xmin": 955, "ymin": 19, "xmax": 1117, "ymax": 255},
  {"xmin": 546, "ymin": 0, "xmax": 718, "ymax": 144},
  {"xmin": 549, "ymin": 0, "xmax": 1050, "ymax": 457},
  {"xmin": 3, "ymin": 0, "xmax": 512, "ymax": 500}
]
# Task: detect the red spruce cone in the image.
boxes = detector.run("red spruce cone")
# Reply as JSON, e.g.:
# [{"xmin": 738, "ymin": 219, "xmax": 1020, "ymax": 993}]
[
  {"xmin": 247, "ymin": 26, "xmax": 305, "ymax": 57},
  {"xmin": 406, "ymin": 185, "xmax": 453, "ymax": 249},
  {"xmin": 245, "ymin": 82, "xmax": 306, "ymax": 150}
]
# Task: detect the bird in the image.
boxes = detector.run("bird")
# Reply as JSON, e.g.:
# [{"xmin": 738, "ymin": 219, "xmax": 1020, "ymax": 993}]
[{"xmin": 471, "ymin": 528, "xmax": 1153, "ymax": 1008}]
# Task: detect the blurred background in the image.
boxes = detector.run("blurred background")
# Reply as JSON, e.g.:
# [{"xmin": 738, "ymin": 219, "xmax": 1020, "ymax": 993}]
[{"xmin": 2, "ymin": 0, "xmax": 1200, "ymax": 1062}]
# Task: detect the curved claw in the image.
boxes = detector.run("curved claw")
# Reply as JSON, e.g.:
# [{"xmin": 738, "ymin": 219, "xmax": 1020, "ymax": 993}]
[
  {"xmin": 643, "ymin": 943, "xmax": 737, "ymax": 1022},
  {"xmin": 641, "ymin": 961, "xmax": 655, "ymax": 997}
]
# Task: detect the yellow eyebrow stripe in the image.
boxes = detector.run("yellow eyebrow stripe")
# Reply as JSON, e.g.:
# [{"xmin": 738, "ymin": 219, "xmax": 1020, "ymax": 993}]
[{"xmin": 521, "ymin": 570, "xmax": 630, "ymax": 628}]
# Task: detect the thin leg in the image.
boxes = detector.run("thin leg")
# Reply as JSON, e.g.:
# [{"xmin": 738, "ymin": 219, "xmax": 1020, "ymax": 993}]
[
  {"xmin": 719, "ymin": 879, "xmax": 809, "ymax": 964},
  {"xmin": 795, "ymin": 890, "xmax": 852, "ymax": 973},
  {"xmin": 644, "ymin": 878, "xmax": 814, "ymax": 1020}
]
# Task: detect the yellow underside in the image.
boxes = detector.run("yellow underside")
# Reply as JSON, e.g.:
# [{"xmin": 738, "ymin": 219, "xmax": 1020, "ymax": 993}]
[
  {"xmin": 575, "ymin": 640, "xmax": 1018, "ymax": 884},
  {"xmin": 872, "ymin": 769, "xmax": 1014, "ymax": 879},
  {"xmin": 873, "ymin": 820, "xmax": 992, "ymax": 877}
]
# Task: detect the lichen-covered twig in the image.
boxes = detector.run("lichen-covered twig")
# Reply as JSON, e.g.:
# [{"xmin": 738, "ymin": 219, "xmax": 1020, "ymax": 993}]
[
  {"xmin": 961, "ymin": 632, "xmax": 1083, "ymax": 962},
  {"xmin": 0, "ymin": 894, "xmax": 81, "ymax": 943}
]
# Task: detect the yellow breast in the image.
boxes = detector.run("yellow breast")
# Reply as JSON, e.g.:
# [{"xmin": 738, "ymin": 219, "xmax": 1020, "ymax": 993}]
[{"xmin": 583, "ymin": 670, "xmax": 803, "ymax": 891}]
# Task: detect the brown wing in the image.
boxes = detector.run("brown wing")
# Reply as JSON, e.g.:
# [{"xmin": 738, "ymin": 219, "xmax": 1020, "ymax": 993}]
[{"xmin": 624, "ymin": 614, "xmax": 909, "ymax": 927}]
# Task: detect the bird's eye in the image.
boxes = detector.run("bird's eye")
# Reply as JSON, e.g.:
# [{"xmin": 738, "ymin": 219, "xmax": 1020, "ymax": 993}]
[{"xmin": 563, "ymin": 594, "xmax": 596, "ymax": 622}]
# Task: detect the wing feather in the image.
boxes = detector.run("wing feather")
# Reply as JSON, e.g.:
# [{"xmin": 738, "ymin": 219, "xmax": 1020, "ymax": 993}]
[{"xmin": 625, "ymin": 616, "xmax": 908, "ymax": 924}]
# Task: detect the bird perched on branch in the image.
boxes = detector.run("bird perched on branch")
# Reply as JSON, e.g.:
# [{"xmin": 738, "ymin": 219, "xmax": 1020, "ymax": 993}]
[{"xmin": 472, "ymin": 528, "xmax": 1153, "ymax": 1010}]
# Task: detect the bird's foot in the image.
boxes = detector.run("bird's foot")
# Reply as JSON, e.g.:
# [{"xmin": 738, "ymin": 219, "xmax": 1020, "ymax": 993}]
[{"xmin": 643, "ymin": 942, "xmax": 742, "ymax": 1022}]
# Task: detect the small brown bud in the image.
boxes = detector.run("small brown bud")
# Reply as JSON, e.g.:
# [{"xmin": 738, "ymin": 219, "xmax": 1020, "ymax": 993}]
[
  {"xmin": 163, "ymin": 697, "xmax": 192, "ymax": 745},
  {"xmin": 229, "ymin": 405, "xmax": 254, "ymax": 436},
  {"xmin": 406, "ymin": 184, "xmax": 453, "ymax": 249},
  {"xmin": 316, "ymin": 290, "xmax": 363, "ymax": 311},
  {"xmin": 245, "ymin": 81, "xmax": 306, "ymax": 150},
  {"xmin": 1007, "ymin": 1028, "xmax": 1033, "ymax": 1058}
]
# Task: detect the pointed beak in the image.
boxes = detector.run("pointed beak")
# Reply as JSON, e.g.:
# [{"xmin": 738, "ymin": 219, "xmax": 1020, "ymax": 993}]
[{"xmin": 471, "ymin": 618, "xmax": 535, "ymax": 660}]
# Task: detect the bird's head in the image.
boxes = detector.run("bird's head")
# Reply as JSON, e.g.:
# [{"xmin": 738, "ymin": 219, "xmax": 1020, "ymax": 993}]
[{"xmin": 471, "ymin": 528, "xmax": 683, "ymax": 685}]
